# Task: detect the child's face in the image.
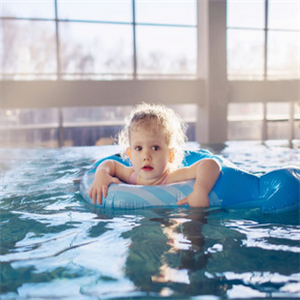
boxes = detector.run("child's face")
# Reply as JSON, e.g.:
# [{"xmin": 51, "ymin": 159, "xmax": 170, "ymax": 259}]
[{"xmin": 127, "ymin": 122, "xmax": 173, "ymax": 183}]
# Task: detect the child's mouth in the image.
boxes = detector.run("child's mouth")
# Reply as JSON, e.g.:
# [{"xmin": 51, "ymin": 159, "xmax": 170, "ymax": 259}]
[{"xmin": 142, "ymin": 165, "xmax": 153, "ymax": 171}]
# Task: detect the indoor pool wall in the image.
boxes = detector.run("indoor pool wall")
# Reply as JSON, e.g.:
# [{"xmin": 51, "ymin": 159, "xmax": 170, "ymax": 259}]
[{"xmin": 0, "ymin": 141, "xmax": 299, "ymax": 300}]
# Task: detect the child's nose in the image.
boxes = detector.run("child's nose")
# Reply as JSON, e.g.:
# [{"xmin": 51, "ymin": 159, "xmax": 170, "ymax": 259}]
[{"xmin": 143, "ymin": 150, "xmax": 151, "ymax": 160}]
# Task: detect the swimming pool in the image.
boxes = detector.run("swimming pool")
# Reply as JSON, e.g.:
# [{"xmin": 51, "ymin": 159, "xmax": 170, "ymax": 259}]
[{"xmin": 1, "ymin": 141, "xmax": 299, "ymax": 300}]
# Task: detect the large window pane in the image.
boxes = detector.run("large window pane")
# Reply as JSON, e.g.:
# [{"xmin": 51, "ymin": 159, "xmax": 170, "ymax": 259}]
[
  {"xmin": 57, "ymin": 0, "xmax": 132, "ymax": 22},
  {"xmin": 135, "ymin": 0, "xmax": 196, "ymax": 25},
  {"xmin": 295, "ymin": 102, "xmax": 300, "ymax": 120},
  {"xmin": 1, "ymin": 108, "xmax": 59, "ymax": 127},
  {"xmin": 63, "ymin": 106, "xmax": 132, "ymax": 126},
  {"xmin": 269, "ymin": 0, "xmax": 299, "ymax": 30},
  {"xmin": 136, "ymin": 26, "xmax": 196, "ymax": 75},
  {"xmin": 267, "ymin": 31, "xmax": 299, "ymax": 80},
  {"xmin": 227, "ymin": 29, "xmax": 265, "ymax": 80},
  {"xmin": 227, "ymin": 103, "xmax": 264, "ymax": 121},
  {"xmin": 267, "ymin": 121, "xmax": 290, "ymax": 140},
  {"xmin": 294, "ymin": 121, "xmax": 300, "ymax": 139},
  {"xmin": 59, "ymin": 22, "xmax": 133, "ymax": 77},
  {"xmin": 228, "ymin": 121, "xmax": 263, "ymax": 140},
  {"xmin": 227, "ymin": 0, "xmax": 265, "ymax": 29},
  {"xmin": 266, "ymin": 102, "xmax": 289, "ymax": 120},
  {"xmin": 1, "ymin": 128, "xmax": 59, "ymax": 148},
  {"xmin": 1, "ymin": 108, "xmax": 59, "ymax": 147},
  {"xmin": 1, "ymin": 20, "xmax": 57, "ymax": 80},
  {"xmin": 1, "ymin": 0, "xmax": 55, "ymax": 18}
]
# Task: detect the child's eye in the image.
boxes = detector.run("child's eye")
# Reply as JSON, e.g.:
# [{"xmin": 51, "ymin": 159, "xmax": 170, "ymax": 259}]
[
  {"xmin": 152, "ymin": 146, "xmax": 160, "ymax": 151},
  {"xmin": 135, "ymin": 146, "xmax": 142, "ymax": 151}
]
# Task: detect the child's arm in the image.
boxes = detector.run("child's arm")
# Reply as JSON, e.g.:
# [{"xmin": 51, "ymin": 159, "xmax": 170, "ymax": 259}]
[
  {"xmin": 169, "ymin": 159, "xmax": 221, "ymax": 207},
  {"xmin": 89, "ymin": 160, "xmax": 133, "ymax": 205}
]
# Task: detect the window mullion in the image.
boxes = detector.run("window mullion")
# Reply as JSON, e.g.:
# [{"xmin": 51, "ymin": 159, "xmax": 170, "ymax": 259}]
[
  {"xmin": 132, "ymin": 0, "xmax": 137, "ymax": 79},
  {"xmin": 54, "ymin": 0, "xmax": 61, "ymax": 80},
  {"xmin": 264, "ymin": 0, "xmax": 269, "ymax": 80}
]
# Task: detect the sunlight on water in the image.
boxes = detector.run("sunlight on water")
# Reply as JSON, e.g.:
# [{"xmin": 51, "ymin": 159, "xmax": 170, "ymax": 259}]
[{"xmin": 223, "ymin": 219, "xmax": 300, "ymax": 253}]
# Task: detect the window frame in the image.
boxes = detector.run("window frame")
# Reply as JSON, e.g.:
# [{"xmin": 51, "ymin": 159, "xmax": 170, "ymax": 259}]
[
  {"xmin": 0, "ymin": 0, "xmax": 198, "ymax": 80},
  {"xmin": 227, "ymin": 0, "xmax": 299, "ymax": 81}
]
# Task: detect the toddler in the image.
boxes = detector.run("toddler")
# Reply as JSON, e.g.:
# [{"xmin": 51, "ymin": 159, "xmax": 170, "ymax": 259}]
[{"xmin": 89, "ymin": 103, "xmax": 220, "ymax": 207}]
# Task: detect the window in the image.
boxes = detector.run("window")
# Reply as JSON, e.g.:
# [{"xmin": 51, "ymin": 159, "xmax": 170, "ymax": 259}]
[
  {"xmin": 1, "ymin": 0, "xmax": 197, "ymax": 80},
  {"xmin": 1, "ymin": 105, "xmax": 197, "ymax": 147},
  {"xmin": 227, "ymin": 0, "xmax": 299, "ymax": 80},
  {"xmin": 227, "ymin": 102, "xmax": 299, "ymax": 141},
  {"xmin": 227, "ymin": 103, "xmax": 264, "ymax": 140}
]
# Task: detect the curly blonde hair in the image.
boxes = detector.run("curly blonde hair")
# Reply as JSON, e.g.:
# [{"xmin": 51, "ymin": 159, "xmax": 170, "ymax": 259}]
[{"xmin": 118, "ymin": 102, "xmax": 188, "ymax": 171}]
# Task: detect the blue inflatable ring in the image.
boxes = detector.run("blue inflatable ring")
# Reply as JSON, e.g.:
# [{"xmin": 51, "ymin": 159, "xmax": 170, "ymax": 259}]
[{"xmin": 80, "ymin": 150, "xmax": 300, "ymax": 213}]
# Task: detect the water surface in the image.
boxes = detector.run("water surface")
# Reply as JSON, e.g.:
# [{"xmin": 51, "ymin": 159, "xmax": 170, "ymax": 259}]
[{"xmin": 1, "ymin": 142, "xmax": 299, "ymax": 299}]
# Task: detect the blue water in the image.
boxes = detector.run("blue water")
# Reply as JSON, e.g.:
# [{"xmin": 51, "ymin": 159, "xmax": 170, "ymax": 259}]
[{"xmin": 1, "ymin": 141, "xmax": 299, "ymax": 300}]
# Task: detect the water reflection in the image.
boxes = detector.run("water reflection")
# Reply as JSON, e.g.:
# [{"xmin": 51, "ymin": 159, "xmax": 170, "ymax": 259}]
[{"xmin": 122, "ymin": 208, "xmax": 228, "ymax": 297}]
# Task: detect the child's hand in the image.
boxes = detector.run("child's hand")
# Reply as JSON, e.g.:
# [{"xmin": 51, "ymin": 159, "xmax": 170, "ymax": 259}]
[
  {"xmin": 177, "ymin": 188, "xmax": 209, "ymax": 207},
  {"xmin": 89, "ymin": 169, "xmax": 121, "ymax": 205},
  {"xmin": 177, "ymin": 159, "xmax": 220, "ymax": 208}
]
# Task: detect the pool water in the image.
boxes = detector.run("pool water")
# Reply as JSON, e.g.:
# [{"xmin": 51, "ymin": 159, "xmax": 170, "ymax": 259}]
[{"xmin": 1, "ymin": 141, "xmax": 299, "ymax": 300}]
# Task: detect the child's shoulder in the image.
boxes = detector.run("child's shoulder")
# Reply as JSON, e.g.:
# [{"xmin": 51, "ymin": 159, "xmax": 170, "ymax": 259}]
[
  {"xmin": 114, "ymin": 161, "xmax": 134, "ymax": 183},
  {"xmin": 166, "ymin": 166, "xmax": 193, "ymax": 184}
]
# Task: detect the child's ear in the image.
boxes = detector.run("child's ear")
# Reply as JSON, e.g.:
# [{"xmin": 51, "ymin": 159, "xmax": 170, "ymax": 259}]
[
  {"xmin": 169, "ymin": 150, "xmax": 175, "ymax": 163},
  {"xmin": 126, "ymin": 148, "xmax": 131, "ymax": 160}
]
